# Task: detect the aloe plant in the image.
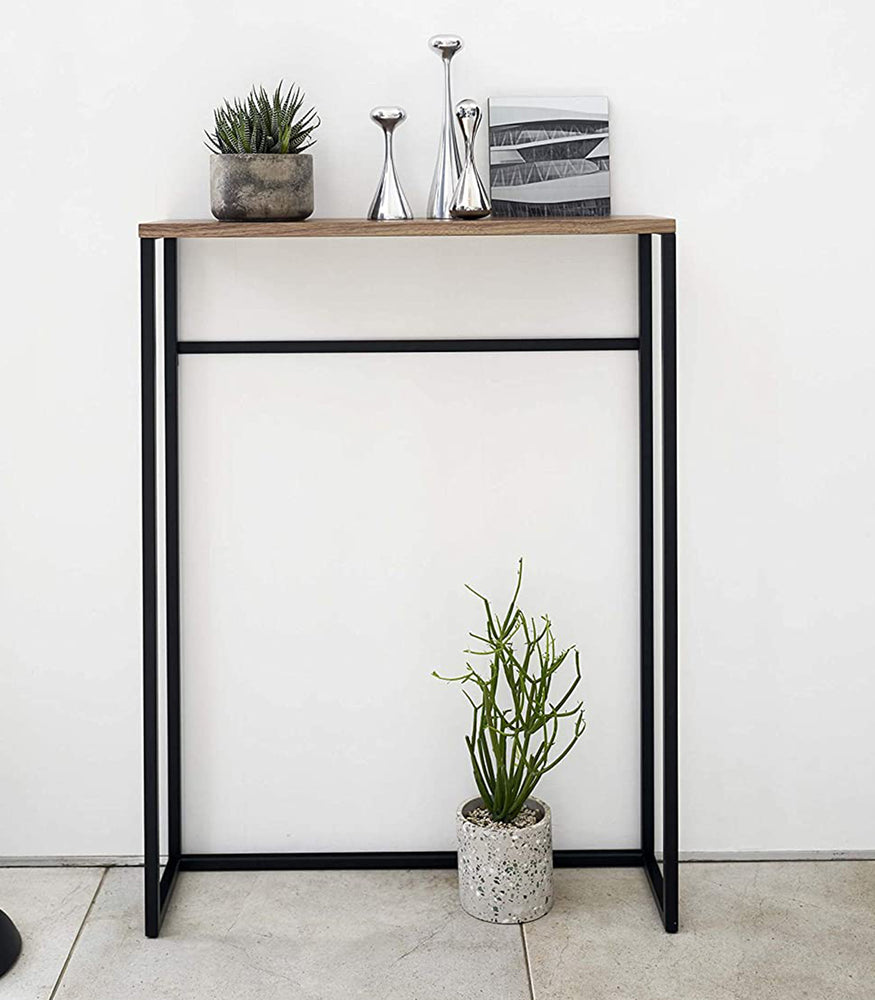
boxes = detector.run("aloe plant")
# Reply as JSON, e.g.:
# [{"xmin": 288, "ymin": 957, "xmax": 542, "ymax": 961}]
[
  {"xmin": 205, "ymin": 82, "xmax": 320, "ymax": 154},
  {"xmin": 434, "ymin": 560, "xmax": 585, "ymax": 822}
]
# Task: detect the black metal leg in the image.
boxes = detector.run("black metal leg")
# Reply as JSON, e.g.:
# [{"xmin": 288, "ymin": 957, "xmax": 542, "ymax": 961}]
[
  {"xmin": 164, "ymin": 239, "xmax": 182, "ymax": 863},
  {"xmin": 142, "ymin": 238, "xmax": 183, "ymax": 938},
  {"xmin": 141, "ymin": 238, "xmax": 160, "ymax": 938},
  {"xmin": 638, "ymin": 235, "xmax": 655, "ymax": 865},
  {"xmin": 156, "ymin": 238, "xmax": 184, "ymax": 926},
  {"xmin": 640, "ymin": 232, "xmax": 680, "ymax": 932},
  {"xmin": 661, "ymin": 232, "xmax": 679, "ymax": 932}
]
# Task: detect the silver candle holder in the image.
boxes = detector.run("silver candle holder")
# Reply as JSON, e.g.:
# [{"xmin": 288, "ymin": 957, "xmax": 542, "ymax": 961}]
[
  {"xmin": 367, "ymin": 107, "xmax": 413, "ymax": 221},
  {"xmin": 450, "ymin": 99, "xmax": 491, "ymax": 219},
  {"xmin": 426, "ymin": 34, "xmax": 463, "ymax": 220}
]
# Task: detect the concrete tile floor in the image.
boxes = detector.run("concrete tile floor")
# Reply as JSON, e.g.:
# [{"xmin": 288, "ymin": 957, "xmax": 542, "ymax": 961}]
[
  {"xmin": 56, "ymin": 869, "xmax": 530, "ymax": 1000},
  {"xmin": 525, "ymin": 862, "xmax": 875, "ymax": 1000},
  {"xmin": 0, "ymin": 867, "xmax": 103, "ymax": 1000},
  {"xmin": 0, "ymin": 862, "xmax": 873, "ymax": 999}
]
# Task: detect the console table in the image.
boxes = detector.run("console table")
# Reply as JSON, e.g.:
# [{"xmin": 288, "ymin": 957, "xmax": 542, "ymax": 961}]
[{"xmin": 139, "ymin": 216, "xmax": 678, "ymax": 937}]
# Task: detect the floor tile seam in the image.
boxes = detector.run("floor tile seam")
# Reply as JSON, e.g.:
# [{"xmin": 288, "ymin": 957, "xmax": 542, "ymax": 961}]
[
  {"xmin": 47, "ymin": 866, "xmax": 108, "ymax": 1000},
  {"xmin": 520, "ymin": 923, "xmax": 537, "ymax": 1000}
]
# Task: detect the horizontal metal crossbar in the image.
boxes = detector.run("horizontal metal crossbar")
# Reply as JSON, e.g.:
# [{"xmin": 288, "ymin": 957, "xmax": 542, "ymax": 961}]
[
  {"xmin": 177, "ymin": 338, "xmax": 639, "ymax": 355},
  {"xmin": 643, "ymin": 851, "xmax": 677, "ymax": 931},
  {"xmin": 177, "ymin": 849, "xmax": 644, "ymax": 872},
  {"xmin": 158, "ymin": 854, "xmax": 180, "ymax": 923}
]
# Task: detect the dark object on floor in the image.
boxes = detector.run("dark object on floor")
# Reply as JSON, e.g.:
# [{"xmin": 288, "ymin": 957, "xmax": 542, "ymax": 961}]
[{"xmin": 0, "ymin": 909, "xmax": 22, "ymax": 977}]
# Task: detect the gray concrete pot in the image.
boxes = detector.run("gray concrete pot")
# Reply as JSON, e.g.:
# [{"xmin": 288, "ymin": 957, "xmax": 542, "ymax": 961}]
[
  {"xmin": 456, "ymin": 796, "xmax": 553, "ymax": 924},
  {"xmin": 210, "ymin": 153, "xmax": 314, "ymax": 221}
]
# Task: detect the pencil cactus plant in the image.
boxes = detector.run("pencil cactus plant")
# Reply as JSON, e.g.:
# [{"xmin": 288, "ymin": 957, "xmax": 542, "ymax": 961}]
[
  {"xmin": 205, "ymin": 82, "xmax": 320, "ymax": 154},
  {"xmin": 435, "ymin": 559, "xmax": 585, "ymax": 823}
]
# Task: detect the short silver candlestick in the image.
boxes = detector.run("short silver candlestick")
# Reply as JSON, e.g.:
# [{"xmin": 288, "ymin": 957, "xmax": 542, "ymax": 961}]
[
  {"xmin": 367, "ymin": 107, "xmax": 413, "ymax": 221},
  {"xmin": 450, "ymin": 99, "xmax": 491, "ymax": 219},
  {"xmin": 426, "ymin": 34, "xmax": 463, "ymax": 220}
]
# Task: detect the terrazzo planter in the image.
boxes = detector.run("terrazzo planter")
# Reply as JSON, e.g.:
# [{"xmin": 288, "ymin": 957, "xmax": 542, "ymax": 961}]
[
  {"xmin": 456, "ymin": 796, "xmax": 553, "ymax": 924},
  {"xmin": 210, "ymin": 153, "xmax": 314, "ymax": 221}
]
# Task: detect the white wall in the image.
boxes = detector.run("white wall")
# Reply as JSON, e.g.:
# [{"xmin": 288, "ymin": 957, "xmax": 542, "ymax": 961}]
[{"xmin": 2, "ymin": 0, "xmax": 874, "ymax": 858}]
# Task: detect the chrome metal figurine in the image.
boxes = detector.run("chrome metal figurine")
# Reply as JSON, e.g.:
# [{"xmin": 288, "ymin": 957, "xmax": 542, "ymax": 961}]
[
  {"xmin": 426, "ymin": 34, "xmax": 463, "ymax": 219},
  {"xmin": 367, "ymin": 107, "xmax": 413, "ymax": 221},
  {"xmin": 450, "ymin": 99, "xmax": 491, "ymax": 219}
]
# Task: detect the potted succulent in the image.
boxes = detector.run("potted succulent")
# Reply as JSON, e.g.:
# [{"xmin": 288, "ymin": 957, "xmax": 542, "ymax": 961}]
[
  {"xmin": 206, "ymin": 82, "xmax": 320, "ymax": 221},
  {"xmin": 435, "ymin": 560, "xmax": 585, "ymax": 923}
]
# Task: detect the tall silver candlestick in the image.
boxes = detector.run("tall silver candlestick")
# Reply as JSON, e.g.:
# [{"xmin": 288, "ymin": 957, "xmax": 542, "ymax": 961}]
[
  {"xmin": 367, "ymin": 107, "xmax": 413, "ymax": 221},
  {"xmin": 450, "ymin": 99, "xmax": 491, "ymax": 219},
  {"xmin": 426, "ymin": 34, "xmax": 463, "ymax": 220}
]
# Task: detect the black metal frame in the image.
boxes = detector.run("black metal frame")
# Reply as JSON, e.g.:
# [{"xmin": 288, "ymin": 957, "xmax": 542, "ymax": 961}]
[{"xmin": 140, "ymin": 230, "xmax": 678, "ymax": 938}]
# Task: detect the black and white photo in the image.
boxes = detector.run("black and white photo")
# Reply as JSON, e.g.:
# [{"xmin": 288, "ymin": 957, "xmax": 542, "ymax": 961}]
[{"xmin": 488, "ymin": 96, "xmax": 610, "ymax": 217}]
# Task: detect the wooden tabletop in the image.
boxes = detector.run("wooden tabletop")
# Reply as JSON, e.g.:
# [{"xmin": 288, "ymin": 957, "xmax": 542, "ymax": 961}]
[{"xmin": 138, "ymin": 216, "xmax": 675, "ymax": 239}]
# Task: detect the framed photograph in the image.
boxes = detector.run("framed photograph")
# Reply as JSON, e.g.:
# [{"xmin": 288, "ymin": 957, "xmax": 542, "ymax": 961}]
[{"xmin": 488, "ymin": 97, "xmax": 610, "ymax": 217}]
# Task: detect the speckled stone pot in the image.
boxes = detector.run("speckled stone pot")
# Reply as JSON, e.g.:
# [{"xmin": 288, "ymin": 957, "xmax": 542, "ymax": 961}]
[
  {"xmin": 210, "ymin": 153, "xmax": 314, "ymax": 221},
  {"xmin": 456, "ymin": 796, "xmax": 553, "ymax": 924}
]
